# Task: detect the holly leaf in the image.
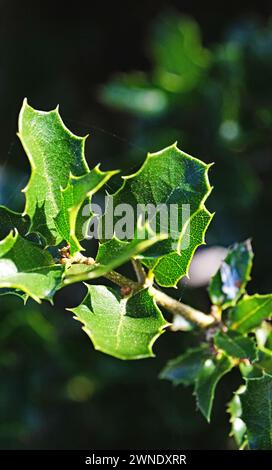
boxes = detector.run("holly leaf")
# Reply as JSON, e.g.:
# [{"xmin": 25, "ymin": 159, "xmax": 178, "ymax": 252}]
[
  {"xmin": 0, "ymin": 230, "xmax": 63, "ymax": 302},
  {"xmin": 230, "ymin": 294, "xmax": 272, "ymax": 334},
  {"xmin": 194, "ymin": 353, "xmax": 233, "ymax": 422},
  {"xmin": 214, "ymin": 330, "xmax": 257, "ymax": 361},
  {"xmin": 101, "ymin": 143, "xmax": 213, "ymax": 287},
  {"xmin": 159, "ymin": 344, "xmax": 210, "ymax": 386},
  {"xmin": 209, "ymin": 240, "xmax": 253, "ymax": 309},
  {"xmin": 54, "ymin": 167, "xmax": 117, "ymax": 254},
  {"xmin": 68, "ymin": 285, "xmax": 168, "ymax": 360},
  {"xmin": 142, "ymin": 207, "xmax": 213, "ymax": 287},
  {"xmin": 227, "ymin": 385, "xmax": 247, "ymax": 449},
  {"xmin": 18, "ymin": 99, "xmax": 115, "ymax": 250},
  {"xmin": 241, "ymin": 374, "xmax": 272, "ymax": 450}
]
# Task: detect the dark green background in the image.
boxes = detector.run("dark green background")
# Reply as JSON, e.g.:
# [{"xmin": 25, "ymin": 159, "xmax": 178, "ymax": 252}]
[{"xmin": 0, "ymin": 0, "xmax": 271, "ymax": 449}]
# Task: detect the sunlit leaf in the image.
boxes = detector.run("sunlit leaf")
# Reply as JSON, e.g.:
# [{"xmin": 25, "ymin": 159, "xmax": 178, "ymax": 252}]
[
  {"xmin": 101, "ymin": 143, "xmax": 213, "ymax": 287},
  {"xmin": 69, "ymin": 285, "xmax": 168, "ymax": 360},
  {"xmin": 227, "ymin": 385, "xmax": 247, "ymax": 449},
  {"xmin": 230, "ymin": 294, "xmax": 272, "ymax": 333},
  {"xmin": 0, "ymin": 230, "xmax": 63, "ymax": 302},
  {"xmin": 18, "ymin": 99, "xmax": 115, "ymax": 250}
]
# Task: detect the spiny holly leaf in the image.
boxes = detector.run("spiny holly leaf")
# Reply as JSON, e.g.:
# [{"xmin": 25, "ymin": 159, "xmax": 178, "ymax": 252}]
[
  {"xmin": 230, "ymin": 294, "xmax": 272, "ymax": 334},
  {"xmin": 68, "ymin": 285, "xmax": 168, "ymax": 360},
  {"xmin": 0, "ymin": 206, "xmax": 30, "ymax": 238},
  {"xmin": 159, "ymin": 344, "xmax": 210, "ymax": 386},
  {"xmin": 0, "ymin": 230, "xmax": 63, "ymax": 302},
  {"xmin": 227, "ymin": 385, "xmax": 247, "ymax": 449},
  {"xmin": 214, "ymin": 330, "xmax": 257, "ymax": 361},
  {"xmin": 101, "ymin": 143, "xmax": 213, "ymax": 287},
  {"xmin": 142, "ymin": 207, "xmax": 213, "ymax": 287},
  {"xmin": 18, "ymin": 99, "xmax": 114, "ymax": 250},
  {"xmin": 241, "ymin": 374, "xmax": 272, "ymax": 450},
  {"xmin": 54, "ymin": 167, "xmax": 117, "ymax": 254},
  {"xmin": 209, "ymin": 240, "xmax": 253, "ymax": 309},
  {"xmin": 194, "ymin": 353, "xmax": 233, "ymax": 422},
  {"xmin": 64, "ymin": 221, "xmax": 165, "ymax": 284}
]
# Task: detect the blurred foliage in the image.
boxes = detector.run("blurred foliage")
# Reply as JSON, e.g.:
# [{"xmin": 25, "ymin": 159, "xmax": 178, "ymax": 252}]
[
  {"xmin": 101, "ymin": 13, "xmax": 272, "ymax": 293},
  {"xmin": 0, "ymin": 5, "xmax": 271, "ymax": 450}
]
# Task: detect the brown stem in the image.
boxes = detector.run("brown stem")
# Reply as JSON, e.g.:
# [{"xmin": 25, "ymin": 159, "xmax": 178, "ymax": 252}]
[
  {"xmin": 104, "ymin": 271, "xmax": 139, "ymax": 291},
  {"xmin": 149, "ymin": 287, "xmax": 215, "ymax": 328},
  {"xmin": 131, "ymin": 258, "xmax": 146, "ymax": 284},
  {"xmin": 64, "ymin": 266, "xmax": 215, "ymax": 329}
]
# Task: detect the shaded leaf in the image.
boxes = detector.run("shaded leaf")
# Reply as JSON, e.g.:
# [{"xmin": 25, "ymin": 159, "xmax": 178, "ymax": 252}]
[
  {"xmin": 209, "ymin": 240, "xmax": 253, "ymax": 309},
  {"xmin": 241, "ymin": 374, "xmax": 272, "ymax": 450},
  {"xmin": 159, "ymin": 344, "xmax": 209, "ymax": 385},
  {"xmin": 68, "ymin": 285, "xmax": 168, "ymax": 360},
  {"xmin": 194, "ymin": 353, "xmax": 233, "ymax": 422},
  {"xmin": 0, "ymin": 206, "xmax": 30, "ymax": 239},
  {"xmin": 214, "ymin": 330, "xmax": 257, "ymax": 361},
  {"xmin": 230, "ymin": 294, "xmax": 272, "ymax": 333}
]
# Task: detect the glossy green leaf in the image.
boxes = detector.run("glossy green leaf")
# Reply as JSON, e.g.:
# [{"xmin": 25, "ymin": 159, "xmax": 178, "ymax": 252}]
[
  {"xmin": 18, "ymin": 99, "xmax": 114, "ymax": 250},
  {"xmin": 54, "ymin": 167, "xmax": 117, "ymax": 254},
  {"xmin": 241, "ymin": 374, "xmax": 272, "ymax": 450},
  {"xmin": 69, "ymin": 285, "xmax": 168, "ymax": 360},
  {"xmin": 101, "ymin": 143, "xmax": 213, "ymax": 287},
  {"xmin": 227, "ymin": 385, "xmax": 247, "ymax": 449},
  {"xmin": 214, "ymin": 330, "xmax": 257, "ymax": 361},
  {"xmin": 159, "ymin": 344, "xmax": 209, "ymax": 386},
  {"xmin": 194, "ymin": 353, "xmax": 233, "ymax": 422},
  {"xmin": 230, "ymin": 294, "xmax": 272, "ymax": 334},
  {"xmin": 209, "ymin": 240, "xmax": 253, "ymax": 309},
  {"xmin": 142, "ymin": 207, "xmax": 213, "ymax": 287},
  {"xmin": 0, "ymin": 230, "xmax": 63, "ymax": 302}
]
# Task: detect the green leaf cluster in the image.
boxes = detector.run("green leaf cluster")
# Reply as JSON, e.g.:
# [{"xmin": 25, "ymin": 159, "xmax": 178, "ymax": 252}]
[
  {"xmin": 161, "ymin": 240, "xmax": 272, "ymax": 447},
  {"xmin": 1, "ymin": 100, "xmax": 272, "ymax": 450},
  {"xmin": 0, "ymin": 100, "xmax": 212, "ymax": 361}
]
